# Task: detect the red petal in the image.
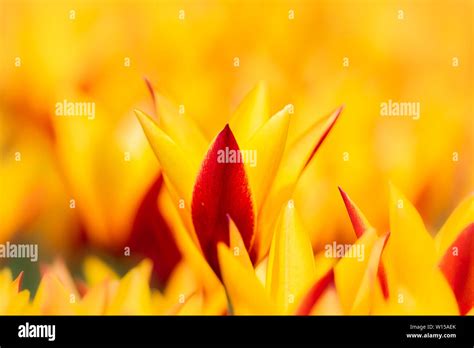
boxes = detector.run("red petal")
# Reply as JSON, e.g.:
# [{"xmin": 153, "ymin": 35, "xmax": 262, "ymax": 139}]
[
  {"xmin": 128, "ymin": 175, "xmax": 182, "ymax": 285},
  {"xmin": 338, "ymin": 186, "xmax": 369, "ymax": 238},
  {"xmin": 295, "ymin": 269, "xmax": 334, "ymax": 315},
  {"xmin": 338, "ymin": 187, "xmax": 390, "ymax": 299},
  {"xmin": 192, "ymin": 125, "xmax": 255, "ymax": 276},
  {"xmin": 439, "ymin": 223, "xmax": 474, "ymax": 315}
]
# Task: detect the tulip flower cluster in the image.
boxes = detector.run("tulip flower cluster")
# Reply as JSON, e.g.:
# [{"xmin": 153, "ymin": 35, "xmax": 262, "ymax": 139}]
[
  {"xmin": 0, "ymin": 0, "xmax": 472, "ymax": 317},
  {"xmin": 1, "ymin": 83, "xmax": 472, "ymax": 315}
]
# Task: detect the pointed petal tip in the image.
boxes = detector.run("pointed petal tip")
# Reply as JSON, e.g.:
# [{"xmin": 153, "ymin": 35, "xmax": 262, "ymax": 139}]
[
  {"xmin": 14, "ymin": 271, "xmax": 24, "ymax": 292},
  {"xmin": 337, "ymin": 185, "xmax": 346, "ymax": 196},
  {"xmin": 133, "ymin": 108, "xmax": 146, "ymax": 119},
  {"xmin": 331, "ymin": 104, "xmax": 344, "ymax": 121},
  {"xmin": 134, "ymin": 109, "xmax": 156, "ymax": 127},
  {"xmin": 338, "ymin": 186, "xmax": 352, "ymax": 211},
  {"xmin": 388, "ymin": 181, "xmax": 405, "ymax": 204},
  {"xmin": 338, "ymin": 186, "xmax": 371, "ymax": 238},
  {"xmin": 218, "ymin": 124, "xmax": 236, "ymax": 143},
  {"xmin": 134, "ymin": 109, "xmax": 148, "ymax": 127},
  {"xmin": 338, "ymin": 186, "xmax": 353, "ymax": 207}
]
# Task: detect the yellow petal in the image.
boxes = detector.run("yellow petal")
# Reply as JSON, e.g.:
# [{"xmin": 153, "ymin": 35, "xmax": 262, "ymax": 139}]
[
  {"xmin": 435, "ymin": 194, "xmax": 474, "ymax": 257},
  {"xmin": 229, "ymin": 217, "xmax": 254, "ymax": 271},
  {"xmin": 78, "ymin": 285, "xmax": 107, "ymax": 315},
  {"xmin": 154, "ymin": 93, "xmax": 209, "ymax": 167},
  {"xmin": 0, "ymin": 268, "xmax": 14, "ymax": 293},
  {"xmin": 257, "ymin": 106, "xmax": 342, "ymax": 260},
  {"xmin": 155, "ymin": 260, "xmax": 200, "ymax": 314},
  {"xmin": 266, "ymin": 200, "xmax": 315, "ymax": 313},
  {"xmin": 0, "ymin": 269, "xmax": 31, "ymax": 314},
  {"xmin": 53, "ymin": 112, "xmax": 158, "ymax": 248},
  {"xmin": 202, "ymin": 289, "xmax": 228, "ymax": 315},
  {"xmin": 382, "ymin": 183, "xmax": 458, "ymax": 314},
  {"xmin": 0, "ymin": 132, "xmax": 45, "ymax": 243},
  {"xmin": 314, "ymin": 250, "xmax": 338, "ymax": 281},
  {"xmin": 352, "ymin": 238, "xmax": 390, "ymax": 315},
  {"xmin": 218, "ymin": 243, "xmax": 274, "ymax": 315},
  {"xmin": 307, "ymin": 286, "xmax": 342, "ymax": 315},
  {"xmin": 271, "ymin": 106, "xmax": 342, "ymax": 201},
  {"xmin": 106, "ymin": 260, "xmax": 153, "ymax": 315},
  {"xmin": 176, "ymin": 291, "xmax": 204, "ymax": 315},
  {"xmin": 243, "ymin": 106, "xmax": 290, "ymax": 211},
  {"xmin": 83, "ymin": 256, "xmax": 119, "ymax": 286},
  {"xmin": 255, "ymin": 258, "xmax": 268, "ymax": 287},
  {"xmin": 335, "ymin": 230, "xmax": 388, "ymax": 314},
  {"xmin": 385, "ymin": 184, "xmax": 437, "ymax": 289},
  {"xmin": 229, "ymin": 81, "xmax": 270, "ymax": 143},
  {"xmin": 33, "ymin": 273, "xmax": 76, "ymax": 315},
  {"xmin": 158, "ymin": 186, "xmax": 222, "ymax": 293},
  {"xmin": 135, "ymin": 109, "xmax": 197, "ymax": 206},
  {"xmin": 43, "ymin": 259, "xmax": 79, "ymax": 298},
  {"xmin": 163, "ymin": 261, "xmax": 198, "ymax": 300},
  {"xmin": 8, "ymin": 290, "xmax": 31, "ymax": 314}
]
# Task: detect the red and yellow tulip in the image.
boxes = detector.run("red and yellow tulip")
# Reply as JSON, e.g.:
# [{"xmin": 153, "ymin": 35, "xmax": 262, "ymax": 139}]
[{"xmin": 0, "ymin": 0, "xmax": 472, "ymax": 317}]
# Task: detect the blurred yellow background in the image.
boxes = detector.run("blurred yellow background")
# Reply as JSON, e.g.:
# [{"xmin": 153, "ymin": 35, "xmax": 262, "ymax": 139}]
[{"xmin": 1, "ymin": 0, "xmax": 472, "ymax": 271}]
